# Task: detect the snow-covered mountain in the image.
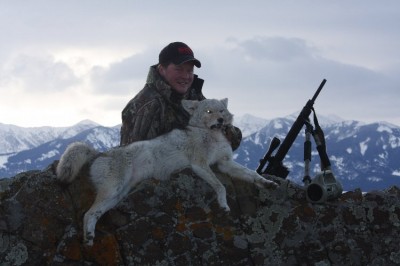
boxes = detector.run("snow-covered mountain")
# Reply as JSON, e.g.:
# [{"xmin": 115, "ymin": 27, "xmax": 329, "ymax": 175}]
[
  {"xmin": 0, "ymin": 125, "xmax": 120, "ymax": 178},
  {"xmin": 235, "ymin": 117, "xmax": 400, "ymax": 192},
  {"xmin": 1, "ymin": 115, "xmax": 399, "ymax": 192},
  {"xmin": 233, "ymin": 114, "xmax": 269, "ymax": 137},
  {"xmin": 0, "ymin": 120, "xmax": 101, "ymax": 154}
]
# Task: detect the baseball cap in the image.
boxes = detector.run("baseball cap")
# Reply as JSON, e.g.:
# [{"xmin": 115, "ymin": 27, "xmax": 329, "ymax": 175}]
[{"xmin": 159, "ymin": 42, "xmax": 201, "ymax": 68}]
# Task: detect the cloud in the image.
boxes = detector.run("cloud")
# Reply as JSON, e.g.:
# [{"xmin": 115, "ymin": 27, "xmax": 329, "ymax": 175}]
[
  {"xmin": 191, "ymin": 36, "xmax": 399, "ymax": 123},
  {"xmin": 81, "ymin": 35, "xmax": 399, "ymax": 125},
  {"xmin": 0, "ymin": 1, "xmax": 399, "ymax": 126},
  {"xmin": 89, "ymin": 47, "xmax": 159, "ymax": 95},
  {"xmin": 1, "ymin": 54, "xmax": 80, "ymax": 92},
  {"xmin": 233, "ymin": 36, "xmax": 317, "ymax": 62}
]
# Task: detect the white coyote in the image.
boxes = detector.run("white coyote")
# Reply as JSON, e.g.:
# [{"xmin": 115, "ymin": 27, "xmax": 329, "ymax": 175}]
[{"xmin": 56, "ymin": 98, "xmax": 277, "ymax": 245}]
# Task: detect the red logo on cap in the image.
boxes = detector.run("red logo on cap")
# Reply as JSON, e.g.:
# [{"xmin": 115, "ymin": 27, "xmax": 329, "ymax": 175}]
[{"xmin": 178, "ymin": 47, "xmax": 193, "ymax": 55}]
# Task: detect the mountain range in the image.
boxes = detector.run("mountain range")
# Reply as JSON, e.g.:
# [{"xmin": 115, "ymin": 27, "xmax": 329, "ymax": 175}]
[{"xmin": 1, "ymin": 114, "xmax": 399, "ymax": 192}]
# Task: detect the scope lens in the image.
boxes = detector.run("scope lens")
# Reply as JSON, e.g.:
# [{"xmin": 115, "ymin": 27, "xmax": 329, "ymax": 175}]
[{"xmin": 307, "ymin": 184, "xmax": 324, "ymax": 202}]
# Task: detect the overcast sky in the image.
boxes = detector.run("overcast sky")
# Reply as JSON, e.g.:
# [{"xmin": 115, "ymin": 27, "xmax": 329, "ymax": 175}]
[{"xmin": 1, "ymin": 1, "xmax": 399, "ymax": 127}]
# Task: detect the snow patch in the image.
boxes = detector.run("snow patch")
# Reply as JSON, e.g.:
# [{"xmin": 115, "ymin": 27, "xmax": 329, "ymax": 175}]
[
  {"xmin": 38, "ymin": 150, "xmax": 59, "ymax": 161},
  {"xmin": 0, "ymin": 154, "xmax": 10, "ymax": 169},
  {"xmin": 389, "ymin": 135, "xmax": 400, "ymax": 149},
  {"xmin": 273, "ymin": 120, "xmax": 283, "ymax": 129},
  {"xmin": 234, "ymin": 114, "xmax": 268, "ymax": 137},
  {"xmin": 367, "ymin": 176, "xmax": 383, "ymax": 182},
  {"xmin": 392, "ymin": 170, "xmax": 400, "ymax": 176},
  {"xmin": 359, "ymin": 138, "xmax": 370, "ymax": 156}
]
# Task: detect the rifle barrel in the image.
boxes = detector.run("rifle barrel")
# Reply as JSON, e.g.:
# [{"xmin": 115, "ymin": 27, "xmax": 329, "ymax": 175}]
[{"xmin": 311, "ymin": 79, "xmax": 326, "ymax": 103}]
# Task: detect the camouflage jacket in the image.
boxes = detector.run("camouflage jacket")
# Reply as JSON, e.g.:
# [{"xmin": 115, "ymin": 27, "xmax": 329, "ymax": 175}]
[{"xmin": 120, "ymin": 65, "xmax": 242, "ymax": 150}]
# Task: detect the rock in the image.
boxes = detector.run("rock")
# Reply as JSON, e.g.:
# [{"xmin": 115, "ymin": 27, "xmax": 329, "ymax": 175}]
[{"xmin": 0, "ymin": 161, "xmax": 399, "ymax": 265}]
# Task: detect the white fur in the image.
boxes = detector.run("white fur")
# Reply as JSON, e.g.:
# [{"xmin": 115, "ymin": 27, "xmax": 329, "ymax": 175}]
[{"xmin": 56, "ymin": 98, "xmax": 277, "ymax": 246}]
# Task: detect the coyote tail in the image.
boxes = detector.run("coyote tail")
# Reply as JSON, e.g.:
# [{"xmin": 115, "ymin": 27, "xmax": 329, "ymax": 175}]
[{"xmin": 56, "ymin": 142, "xmax": 99, "ymax": 183}]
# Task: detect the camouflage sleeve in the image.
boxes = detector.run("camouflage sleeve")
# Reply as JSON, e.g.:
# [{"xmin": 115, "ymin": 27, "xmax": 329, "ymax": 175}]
[
  {"xmin": 223, "ymin": 125, "xmax": 242, "ymax": 151},
  {"xmin": 120, "ymin": 99, "xmax": 163, "ymax": 146}
]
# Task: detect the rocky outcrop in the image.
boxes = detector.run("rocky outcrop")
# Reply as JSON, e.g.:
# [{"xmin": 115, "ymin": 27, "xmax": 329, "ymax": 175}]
[{"xmin": 0, "ymin": 162, "xmax": 399, "ymax": 265}]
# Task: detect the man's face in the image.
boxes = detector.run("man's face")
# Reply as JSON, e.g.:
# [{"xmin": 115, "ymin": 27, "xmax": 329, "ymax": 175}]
[{"xmin": 159, "ymin": 62, "xmax": 195, "ymax": 94}]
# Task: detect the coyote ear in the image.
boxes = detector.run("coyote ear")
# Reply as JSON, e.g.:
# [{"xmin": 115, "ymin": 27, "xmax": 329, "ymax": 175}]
[
  {"xmin": 220, "ymin": 98, "xmax": 228, "ymax": 108},
  {"xmin": 182, "ymin": 100, "xmax": 199, "ymax": 115}
]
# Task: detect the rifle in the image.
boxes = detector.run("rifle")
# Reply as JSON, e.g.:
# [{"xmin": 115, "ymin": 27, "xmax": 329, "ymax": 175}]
[{"xmin": 256, "ymin": 79, "xmax": 327, "ymax": 178}]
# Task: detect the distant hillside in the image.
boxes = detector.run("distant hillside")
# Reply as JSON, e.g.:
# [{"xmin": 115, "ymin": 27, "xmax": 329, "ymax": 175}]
[{"xmin": 1, "ymin": 115, "xmax": 399, "ymax": 192}]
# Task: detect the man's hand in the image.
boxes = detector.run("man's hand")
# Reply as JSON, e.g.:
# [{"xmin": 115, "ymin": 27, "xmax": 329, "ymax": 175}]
[{"xmin": 222, "ymin": 125, "xmax": 242, "ymax": 151}]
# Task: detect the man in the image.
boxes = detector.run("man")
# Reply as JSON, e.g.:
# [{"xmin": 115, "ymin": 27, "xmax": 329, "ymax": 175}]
[{"xmin": 120, "ymin": 41, "xmax": 242, "ymax": 150}]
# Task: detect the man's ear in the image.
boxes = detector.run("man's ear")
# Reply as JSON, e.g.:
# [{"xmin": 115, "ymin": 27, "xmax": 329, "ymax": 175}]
[
  {"xmin": 157, "ymin": 64, "xmax": 167, "ymax": 77},
  {"xmin": 220, "ymin": 98, "xmax": 228, "ymax": 108},
  {"xmin": 182, "ymin": 100, "xmax": 199, "ymax": 115}
]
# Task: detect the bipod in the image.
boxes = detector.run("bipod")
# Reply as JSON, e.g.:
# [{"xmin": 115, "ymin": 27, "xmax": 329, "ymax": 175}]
[{"xmin": 303, "ymin": 109, "xmax": 343, "ymax": 203}]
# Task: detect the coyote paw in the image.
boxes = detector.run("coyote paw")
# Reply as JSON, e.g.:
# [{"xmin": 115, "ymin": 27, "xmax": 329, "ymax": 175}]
[
  {"xmin": 222, "ymin": 205, "xmax": 231, "ymax": 212},
  {"xmin": 84, "ymin": 234, "xmax": 94, "ymax": 247},
  {"xmin": 84, "ymin": 239, "xmax": 94, "ymax": 247},
  {"xmin": 255, "ymin": 177, "xmax": 278, "ymax": 189},
  {"xmin": 217, "ymin": 201, "xmax": 230, "ymax": 212}
]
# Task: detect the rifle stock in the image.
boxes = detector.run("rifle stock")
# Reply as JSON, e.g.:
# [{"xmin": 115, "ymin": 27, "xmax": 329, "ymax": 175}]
[{"xmin": 257, "ymin": 79, "xmax": 327, "ymax": 178}]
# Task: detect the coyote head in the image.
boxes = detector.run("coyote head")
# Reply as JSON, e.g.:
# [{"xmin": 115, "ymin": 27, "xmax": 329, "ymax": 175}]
[{"xmin": 182, "ymin": 98, "xmax": 233, "ymax": 130}]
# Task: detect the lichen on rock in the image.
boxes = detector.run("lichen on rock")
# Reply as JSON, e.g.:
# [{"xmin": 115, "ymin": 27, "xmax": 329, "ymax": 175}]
[{"xmin": 0, "ymin": 162, "xmax": 399, "ymax": 265}]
